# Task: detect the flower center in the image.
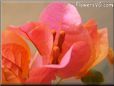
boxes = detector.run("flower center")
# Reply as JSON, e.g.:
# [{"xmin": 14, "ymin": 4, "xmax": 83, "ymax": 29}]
[{"xmin": 50, "ymin": 30, "xmax": 65, "ymax": 64}]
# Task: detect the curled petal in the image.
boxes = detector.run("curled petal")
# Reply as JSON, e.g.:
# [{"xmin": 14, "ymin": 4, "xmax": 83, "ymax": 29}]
[{"xmin": 40, "ymin": 2, "xmax": 82, "ymax": 30}]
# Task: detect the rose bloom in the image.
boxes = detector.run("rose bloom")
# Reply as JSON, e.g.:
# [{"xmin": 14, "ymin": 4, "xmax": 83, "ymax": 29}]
[{"xmin": 2, "ymin": 2, "xmax": 109, "ymax": 84}]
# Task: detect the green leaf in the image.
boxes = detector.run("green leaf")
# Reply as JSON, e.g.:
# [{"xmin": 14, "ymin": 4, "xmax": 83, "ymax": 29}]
[{"xmin": 81, "ymin": 69, "xmax": 104, "ymax": 84}]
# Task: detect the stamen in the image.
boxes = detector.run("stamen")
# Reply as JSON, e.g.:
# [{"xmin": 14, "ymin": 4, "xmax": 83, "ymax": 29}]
[
  {"xmin": 50, "ymin": 30, "xmax": 65, "ymax": 64},
  {"xmin": 51, "ymin": 46, "xmax": 60, "ymax": 64},
  {"xmin": 57, "ymin": 30, "xmax": 65, "ymax": 52},
  {"xmin": 51, "ymin": 30, "xmax": 56, "ymax": 42}
]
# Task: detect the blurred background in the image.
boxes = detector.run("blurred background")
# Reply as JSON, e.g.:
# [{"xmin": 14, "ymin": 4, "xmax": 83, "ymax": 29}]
[{"xmin": 1, "ymin": 0, "xmax": 114, "ymax": 85}]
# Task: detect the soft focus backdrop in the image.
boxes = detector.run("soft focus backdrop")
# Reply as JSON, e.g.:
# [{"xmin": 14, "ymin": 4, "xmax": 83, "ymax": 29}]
[{"xmin": 1, "ymin": 0, "xmax": 114, "ymax": 84}]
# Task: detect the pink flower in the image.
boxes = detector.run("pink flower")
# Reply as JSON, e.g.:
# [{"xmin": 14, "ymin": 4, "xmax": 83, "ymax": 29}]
[{"xmin": 2, "ymin": 2, "xmax": 109, "ymax": 84}]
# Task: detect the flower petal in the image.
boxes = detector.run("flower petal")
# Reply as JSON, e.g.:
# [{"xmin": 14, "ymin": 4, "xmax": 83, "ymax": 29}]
[
  {"xmin": 2, "ymin": 55, "xmax": 22, "ymax": 77},
  {"xmin": 9, "ymin": 22, "xmax": 53, "ymax": 64},
  {"xmin": 76, "ymin": 20, "xmax": 99, "ymax": 77},
  {"xmin": 2, "ymin": 29, "xmax": 30, "ymax": 80},
  {"xmin": 20, "ymin": 22, "xmax": 37, "ymax": 33},
  {"xmin": 79, "ymin": 28, "xmax": 109, "ymax": 77},
  {"xmin": 8, "ymin": 25, "xmax": 29, "ymax": 39},
  {"xmin": 25, "ymin": 67, "xmax": 56, "ymax": 84},
  {"xmin": 58, "ymin": 25, "xmax": 92, "ymax": 62},
  {"xmin": 2, "ymin": 67, "xmax": 21, "ymax": 84},
  {"xmin": 29, "ymin": 51, "xmax": 43, "ymax": 69},
  {"xmin": 39, "ymin": 2, "xmax": 81, "ymax": 30},
  {"xmin": 44, "ymin": 41, "xmax": 91, "ymax": 79},
  {"xmin": 57, "ymin": 41, "xmax": 91, "ymax": 78},
  {"xmin": 91, "ymin": 28, "xmax": 109, "ymax": 67},
  {"xmin": 84, "ymin": 19, "xmax": 99, "ymax": 69},
  {"xmin": 83, "ymin": 19, "xmax": 99, "ymax": 50},
  {"xmin": 26, "ymin": 24, "xmax": 53, "ymax": 64}
]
